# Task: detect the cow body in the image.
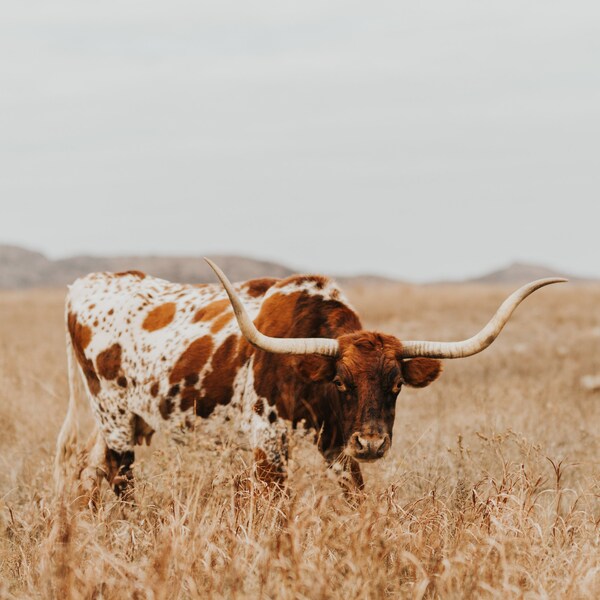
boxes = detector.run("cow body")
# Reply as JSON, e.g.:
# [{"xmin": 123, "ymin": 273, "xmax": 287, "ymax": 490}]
[
  {"xmin": 57, "ymin": 269, "xmax": 383, "ymax": 498},
  {"xmin": 66, "ymin": 270, "xmax": 272, "ymax": 451}
]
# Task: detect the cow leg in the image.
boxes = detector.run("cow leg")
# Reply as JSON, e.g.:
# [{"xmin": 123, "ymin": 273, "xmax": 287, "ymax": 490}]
[
  {"xmin": 77, "ymin": 406, "xmax": 137, "ymax": 506},
  {"xmin": 105, "ymin": 448, "xmax": 135, "ymax": 500},
  {"xmin": 92, "ymin": 405, "xmax": 138, "ymax": 500},
  {"xmin": 77, "ymin": 429, "xmax": 136, "ymax": 507},
  {"xmin": 248, "ymin": 399, "xmax": 289, "ymax": 490},
  {"xmin": 324, "ymin": 451, "xmax": 365, "ymax": 501}
]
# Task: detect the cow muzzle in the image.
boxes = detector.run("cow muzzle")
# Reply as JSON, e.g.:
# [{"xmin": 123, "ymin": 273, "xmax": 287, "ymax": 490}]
[{"xmin": 347, "ymin": 432, "xmax": 391, "ymax": 461}]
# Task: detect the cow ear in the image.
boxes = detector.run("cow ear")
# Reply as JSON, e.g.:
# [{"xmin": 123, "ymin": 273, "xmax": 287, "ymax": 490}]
[
  {"xmin": 294, "ymin": 355, "xmax": 336, "ymax": 383},
  {"xmin": 401, "ymin": 358, "xmax": 442, "ymax": 388}
]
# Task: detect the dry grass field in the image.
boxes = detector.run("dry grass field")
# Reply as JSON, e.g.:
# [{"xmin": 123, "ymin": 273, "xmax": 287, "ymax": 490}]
[{"xmin": 1, "ymin": 282, "xmax": 599, "ymax": 599}]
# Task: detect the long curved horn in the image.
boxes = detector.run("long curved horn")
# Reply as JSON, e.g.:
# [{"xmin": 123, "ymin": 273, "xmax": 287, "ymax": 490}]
[
  {"xmin": 399, "ymin": 278, "xmax": 567, "ymax": 358},
  {"xmin": 204, "ymin": 258, "xmax": 340, "ymax": 357}
]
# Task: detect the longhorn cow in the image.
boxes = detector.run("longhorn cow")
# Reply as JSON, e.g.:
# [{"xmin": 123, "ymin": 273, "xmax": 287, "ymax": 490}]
[{"xmin": 54, "ymin": 260, "xmax": 565, "ymax": 500}]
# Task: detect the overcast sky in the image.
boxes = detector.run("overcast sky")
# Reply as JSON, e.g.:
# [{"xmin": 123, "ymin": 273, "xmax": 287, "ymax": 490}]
[{"xmin": 1, "ymin": 1, "xmax": 599, "ymax": 281}]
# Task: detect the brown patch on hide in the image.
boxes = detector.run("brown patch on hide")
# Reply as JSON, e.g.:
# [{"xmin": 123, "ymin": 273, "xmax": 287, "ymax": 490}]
[
  {"xmin": 68, "ymin": 312, "xmax": 100, "ymax": 395},
  {"xmin": 169, "ymin": 336, "xmax": 213, "ymax": 384},
  {"xmin": 251, "ymin": 291, "xmax": 361, "ymax": 401},
  {"xmin": 68, "ymin": 312, "xmax": 91, "ymax": 350},
  {"xmin": 133, "ymin": 415, "xmax": 155, "ymax": 446},
  {"xmin": 197, "ymin": 334, "xmax": 244, "ymax": 417},
  {"xmin": 261, "ymin": 291, "xmax": 360, "ymax": 340},
  {"xmin": 115, "ymin": 270, "xmax": 146, "ymax": 279},
  {"xmin": 192, "ymin": 299, "xmax": 230, "ymax": 324},
  {"xmin": 185, "ymin": 373, "xmax": 199, "ymax": 386},
  {"xmin": 242, "ymin": 278, "xmax": 278, "ymax": 298},
  {"xmin": 180, "ymin": 387, "xmax": 200, "ymax": 413},
  {"xmin": 142, "ymin": 302, "xmax": 176, "ymax": 331},
  {"xmin": 159, "ymin": 397, "xmax": 174, "ymax": 419},
  {"xmin": 210, "ymin": 311, "xmax": 233, "ymax": 333},
  {"xmin": 96, "ymin": 343, "xmax": 122, "ymax": 380}
]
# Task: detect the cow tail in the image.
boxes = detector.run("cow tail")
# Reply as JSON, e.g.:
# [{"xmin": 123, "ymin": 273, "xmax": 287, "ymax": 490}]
[{"xmin": 54, "ymin": 330, "xmax": 82, "ymax": 493}]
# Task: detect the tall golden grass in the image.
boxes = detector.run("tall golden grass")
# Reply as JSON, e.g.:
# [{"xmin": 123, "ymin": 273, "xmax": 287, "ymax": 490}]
[{"xmin": 1, "ymin": 282, "xmax": 599, "ymax": 598}]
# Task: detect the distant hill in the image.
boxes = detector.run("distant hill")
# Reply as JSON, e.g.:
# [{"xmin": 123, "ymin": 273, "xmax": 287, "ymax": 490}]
[
  {"xmin": 0, "ymin": 245, "xmax": 596, "ymax": 289},
  {"xmin": 0, "ymin": 245, "xmax": 295, "ymax": 289},
  {"xmin": 464, "ymin": 261, "xmax": 589, "ymax": 284},
  {"xmin": 0, "ymin": 245, "xmax": 54, "ymax": 288},
  {"xmin": 0, "ymin": 244, "xmax": 411, "ymax": 290}
]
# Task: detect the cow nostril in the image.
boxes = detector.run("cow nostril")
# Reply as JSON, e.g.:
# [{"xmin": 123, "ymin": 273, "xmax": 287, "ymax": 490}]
[
  {"xmin": 357, "ymin": 437, "xmax": 370, "ymax": 450},
  {"xmin": 376, "ymin": 435, "xmax": 390, "ymax": 454},
  {"xmin": 351, "ymin": 433, "xmax": 364, "ymax": 450}
]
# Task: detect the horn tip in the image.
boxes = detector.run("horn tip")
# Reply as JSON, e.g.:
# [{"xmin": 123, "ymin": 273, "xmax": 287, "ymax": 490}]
[
  {"xmin": 530, "ymin": 277, "xmax": 568, "ymax": 286},
  {"xmin": 204, "ymin": 257, "xmax": 219, "ymax": 273},
  {"xmin": 529, "ymin": 277, "xmax": 568, "ymax": 291},
  {"xmin": 203, "ymin": 257, "xmax": 225, "ymax": 283}
]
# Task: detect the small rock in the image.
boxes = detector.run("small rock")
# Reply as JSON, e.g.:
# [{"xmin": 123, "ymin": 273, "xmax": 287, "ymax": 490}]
[{"xmin": 580, "ymin": 375, "xmax": 600, "ymax": 391}]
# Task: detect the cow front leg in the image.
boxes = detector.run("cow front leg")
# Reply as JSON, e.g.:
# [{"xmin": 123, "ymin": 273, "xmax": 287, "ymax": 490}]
[
  {"xmin": 105, "ymin": 448, "xmax": 135, "ymax": 500},
  {"xmin": 77, "ymin": 430, "xmax": 136, "ymax": 507},
  {"xmin": 324, "ymin": 450, "xmax": 365, "ymax": 500},
  {"xmin": 99, "ymin": 410, "xmax": 137, "ymax": 501},
  {"xmin": 249, "ymin": 399, "xmax": 289, "ymax": 490}
]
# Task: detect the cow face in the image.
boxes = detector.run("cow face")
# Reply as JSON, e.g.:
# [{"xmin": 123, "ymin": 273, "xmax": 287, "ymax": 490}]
[{"xmin": 331, "ymin": 332, "xmax": 442, "ymax": 462}]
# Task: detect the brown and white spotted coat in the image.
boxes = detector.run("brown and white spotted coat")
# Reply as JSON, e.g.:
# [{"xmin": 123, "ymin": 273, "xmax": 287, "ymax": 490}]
[{"xmin": 57, "ymin": 269, "xmax": 441, "ymax": 499}]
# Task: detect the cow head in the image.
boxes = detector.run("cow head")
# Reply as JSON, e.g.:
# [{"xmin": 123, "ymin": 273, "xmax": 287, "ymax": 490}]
[
  {"xmin": 333, "ymin": 331, "xmax": 441, "ymax": 461},
  {"xmin": 291, "ymin": 331, "xmax": 442, "ymax": 460}
]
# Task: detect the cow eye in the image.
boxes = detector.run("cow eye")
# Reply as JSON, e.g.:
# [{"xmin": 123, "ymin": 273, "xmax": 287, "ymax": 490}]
[
  {"xmin": 333, "ymin": 376, "xmax": 347, "ymax": 392},
  {"xmin": 392, "ymin": 379, "xmax": 403, "ymax": 394}
]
